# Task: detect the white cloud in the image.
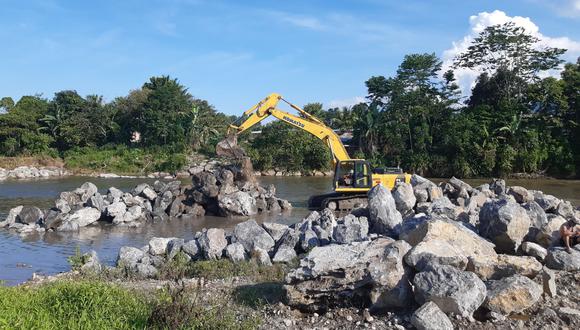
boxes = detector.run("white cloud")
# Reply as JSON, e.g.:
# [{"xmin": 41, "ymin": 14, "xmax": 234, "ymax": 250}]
[
  {"xmin": 534, "ymin": 0, "xmax": 580, "ymax": 17},
  {"xmin": 327, "ymin": 96, "xmax": 366, "ymax": 109},
  {"xmin": 442, "ymin": 10, "xmax": 580, "ymax": 98},
  {"xmin": 281, "ymin": 15, "xmax": 325, "ymax": 30},
  {"xmin": 261, "ymin": 10, "xmax": 410, "ymax": 45}
]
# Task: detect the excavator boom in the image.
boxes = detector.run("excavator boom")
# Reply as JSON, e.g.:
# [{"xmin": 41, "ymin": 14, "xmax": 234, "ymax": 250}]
[
  {"xmin": 217, "ymin": 93, "xmax": 350, "ymax": 165},
  {"xmin": 216, "ymin": 93, "xmax": 411, "ymax": 211}
]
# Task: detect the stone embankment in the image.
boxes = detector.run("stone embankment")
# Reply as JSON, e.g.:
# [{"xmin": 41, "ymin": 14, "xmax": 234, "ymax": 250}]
[
  {"xmin": 76, "ymin": 175, "xmax": 579, "ymax": 328},
  {"xmin": 0, "ymin": 164, "xmax": 291, "ymax": 234},
  {"xmin": 179, "ymin": 158, "xmax": 333, "ymax": 178},
  {"xmin": 0, "ymin": 166, "xmax": 69, "ymax": 181}
]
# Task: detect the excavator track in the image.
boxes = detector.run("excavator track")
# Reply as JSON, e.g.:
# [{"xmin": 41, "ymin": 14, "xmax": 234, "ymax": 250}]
[{"xmin": 308, "ymin": 192, "xmax": 369, "ymax": 211}]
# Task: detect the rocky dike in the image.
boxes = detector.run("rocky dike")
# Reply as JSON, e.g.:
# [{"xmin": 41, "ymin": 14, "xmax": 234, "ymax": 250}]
[
  {"xmin": 37, "ymin": 175, "xmax": 579, "ymax": 329},
  {"xmin": 0, "ymin": 163, "xmax": 291, "ymax": 234}
]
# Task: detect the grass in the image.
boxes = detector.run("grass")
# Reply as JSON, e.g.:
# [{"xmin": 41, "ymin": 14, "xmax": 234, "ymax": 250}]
[
  {"xmin": 0, "ymin": 281, "xmax": 151, "ymax": 329},
  {"xmin": 63, "ymin": 145, "xmax": 187, "ymax": 175},
  {"xmin": 233, "ymin": 283, "xmax": 286, "ymax": 308},
  {"xmin": 0, "ymin": 155, "xmax": 64, "ymax": 169},
  {"xmin": 67, "ymin": 246, "xmax": 89, "ymax": 271},
  {"xmin": 0, "ymin": 280, "xmax": 263, "ymax": 330},
  {"xmin": 155, "ymin": 253, "xmax": 293, "ymax": 283},
  {"xmin": 149, "ymin": 284, "xmax": 261, "ymax": 330},
  {"xmin": 8, "ymin": 255, "xmax": 295, "ymax": 329}
]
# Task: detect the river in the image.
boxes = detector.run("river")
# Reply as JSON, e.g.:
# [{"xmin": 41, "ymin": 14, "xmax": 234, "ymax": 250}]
[{"xmin": 0, "ymin": 176, "xmax": 579, "ymax": 285}]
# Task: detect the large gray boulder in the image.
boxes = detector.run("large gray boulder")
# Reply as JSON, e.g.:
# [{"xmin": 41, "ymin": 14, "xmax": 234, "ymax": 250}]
[
  {"xmin": 367, "ymin": 184, "xmax": 402, "ymax": 236},
  {"xmin": 17, "ymin": 206, "xmax": 44, "ymax": 225},
  {"xmin": 466, "ymin": 254, "xmax": 543, "ymax": 281},
  {"xmin": 106, "ymin": 187, "xmax": 124, "ymax": 203},
  {"xmin": 218, "ymin": 191, "xmax": 257, "ymax": 216},
  {"xmin": 535, "ymin": 215, "xmax": 567, "ymax": 247},
  {"xmin": 489, "ymin": 179, "xmax": 505, "ymax": 195},
  {"xmin": 332, "ymin": 214, "xmax": 369, "ymax": 244},
  {"xmin": 225, "ymin": 243, "xmax": 247, "ymax": 263},
  {"xmin": 76, "ymin": 182, "xmax": 98, "ymax": 203},
  {"xmin": 252, "ymin": 247, "xmax": 272, "ymax": 266},
  {"xmin": 55, "ymin": 198, "xmax": 72, "ymax": 213},
  {"xmin": 556, "ymin": 200, "xmax": 575, "ymax": 219},
  {"xmin": 545, "ymin": 247, "xmax": 580, "ymax": 271},
  {"xmin": 478, "ymin": 199, "xmax": 531, "ymax": 253},
  {"xmin": 57, "ymin": 207, "xmax": 101, "ymax": 231},
  {"xmin": 522, "ymin": 201, "xmax": 548, "ymax": 229},
  {"xmin": 154, "ymin": 191, "xmax": 173, "ymax": 214},
  {"xmin": 261, "ymin": 222, "xmax": 289, "ymax": 242},
  {"xmin": 198, "ymin": 228, "xmax": 227, "ymax": 259},
  {"xmin": 400, "ymin": 218, "xmax": 497, "ymax": 268},
  {"xmin": 533, "ymin": 192, "xmax": 560, "ymax": 212},
  {"xmin": 284, "ymin": 238, "xmax": 410, "ymax": 312},
  {"xmin": 404, "ymin": 239, "xmax": 468, "ymax": 271},
  {"xmin": 365, "ymin": 240, "xmax": 414, "ymax": 311},
  {"xmin": 117, "ymin": 246, "xmax": 146, "ymax": 269},
  {"xmin": 392, "ymin": 182, "xmax": 416, "ymax": 216},
  {"xmin": 233, "ymin": 220, "xmax": 275, "ymax": 252},
  {"xmin": 413, "ymin": 265, "xmax": 487, "ymax": 317},
  {"xmin": 484, "ymin": 275, "xmax": 542, "ymax": 315},
  {"xmin": 148, "ymin": 237, "xmax": 175, "ymax": 255},
  {"xmin": 299, "ymin": 228, "xmax": 320, "ymax": 252},
  {"xmin": 106, "ymin": 202, "xmax": 127, "ymax": 219},
  {"xmin": 182, "ymin": 239, "xmax": 201, "ymax": 259},
  {"xmin": 521, "ymin": 241, "xmax": 548, "ymax": 261},
  {"xmin": 413, "ymin": 179, "xmax": 443, "ymax": 203},
  {"xmin": 0, "ymin": 206, "xmax": 22, "ymax": 227},
  {"xmin": 167, "ymin": 238, "xmax": 184, "ymax": 260},
  {"xmin": 80, "ymin": 250, "xmax": 102, "ymax": 273},
  {"xmin": 272, "ymin": 246, "xmax": 297, "ymax": 263},
  {"xmin": 411, "ymin": 301, "xmax": 454, "ymax": 330},
  {"xmin": 507, "ymin": 186, "xmax": 534, "ymax": 204},
  {"xmin": 87, "ymin": 193, "xmax": 107, "ymax": 212},
  {"xmin": 429, "ymin": 197, "xmax": 461, "ymax": 221}
]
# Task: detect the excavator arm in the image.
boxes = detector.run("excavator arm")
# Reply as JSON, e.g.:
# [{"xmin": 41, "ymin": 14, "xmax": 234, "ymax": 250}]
[{"xmin": 218, "ymin": 93, "xmax": 351, "ymax": 165}]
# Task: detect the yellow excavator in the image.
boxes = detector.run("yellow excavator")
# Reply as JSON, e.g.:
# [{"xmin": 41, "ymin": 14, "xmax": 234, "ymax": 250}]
[{"xmin": 217, "ymin": 93, "xmax": 411, "ymax": 211}]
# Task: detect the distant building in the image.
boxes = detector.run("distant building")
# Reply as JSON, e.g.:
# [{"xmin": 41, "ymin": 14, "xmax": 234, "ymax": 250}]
[{"xmin": 130, "ymin": 131, "xmax": 141, "ymax": 143}]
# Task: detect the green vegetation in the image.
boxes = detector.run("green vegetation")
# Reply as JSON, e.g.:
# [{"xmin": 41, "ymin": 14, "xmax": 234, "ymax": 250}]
[
  {"xmin": 0, "ymin": 280, "xmax": 263, "ymax": 329},
  {"xmin": 0, "ymin": 256, "xmax": 295, "ymax": 329},
  {"xmin": 0, "ymin": 281, "xmax": 150, "ymax": 329},
  {"xmin": 149, "ymin": 285, "xmax": 261, "ymax": 330},
  {"xmin": 63, "ymin": 145, "xmax": 187, "ymax": 174},
  {"xmin": 67, "ymin": 246, "xmax": 89, "ymax": 271},
  {"xmin": 244, "ymin": 121, "xmax": 332, "ymax": 173},
  {"xmin": 157, "ymin": 253, "xmax": 291, "ymax": 282},
  {"xmin": 1, "ymin": 23, "xmax": 579, "ymax": 177}
]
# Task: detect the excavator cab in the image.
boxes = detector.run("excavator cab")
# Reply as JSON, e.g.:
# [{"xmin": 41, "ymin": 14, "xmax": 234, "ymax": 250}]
[{"xmin": 335, "ymin": 160, "xmax": 372, "ymax": 191}]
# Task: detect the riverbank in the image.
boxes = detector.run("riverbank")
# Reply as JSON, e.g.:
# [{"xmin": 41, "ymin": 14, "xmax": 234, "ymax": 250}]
[
  {"xmin": 9, "ymin": 263, "xmax": 578, "ymax": 330},
  {"xmin": 5, "ymin": 174, "xmax": 580, "ymax": 329}
]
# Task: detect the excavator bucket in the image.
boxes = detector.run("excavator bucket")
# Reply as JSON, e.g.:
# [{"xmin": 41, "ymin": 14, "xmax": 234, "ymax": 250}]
[{"xmin": 216, "ymin": 133, "xmax": 246, "ymax": 159}]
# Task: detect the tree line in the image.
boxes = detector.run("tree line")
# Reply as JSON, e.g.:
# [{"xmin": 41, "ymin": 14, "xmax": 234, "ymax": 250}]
[{"xmin": 0, "ymin": 22, "xmax": 579, "ymax": 177}]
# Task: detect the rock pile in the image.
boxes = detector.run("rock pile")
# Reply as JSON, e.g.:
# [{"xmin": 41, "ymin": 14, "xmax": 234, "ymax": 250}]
[
  {"xmin": 0, "ymin": 166, "xmax": 68, "ymax": 180},
  {"xmin": 0, "ymin": 165, "xmax": 291, "ymax": 234},
  {"xmin": 95, "ymin": 175, "xmax": 580, "ymax": 326}
]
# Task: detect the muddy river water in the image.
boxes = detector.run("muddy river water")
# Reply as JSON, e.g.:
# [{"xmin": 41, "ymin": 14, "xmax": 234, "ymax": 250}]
[{"xmin": 1, "ymin": 176, "xmax": 579, "ymax": 285}]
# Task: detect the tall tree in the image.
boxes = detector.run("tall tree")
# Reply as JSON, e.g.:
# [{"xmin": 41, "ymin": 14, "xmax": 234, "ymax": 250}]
[{"xmin": 140, "ymin": 76, "xmax": 194, "ymax": 148}]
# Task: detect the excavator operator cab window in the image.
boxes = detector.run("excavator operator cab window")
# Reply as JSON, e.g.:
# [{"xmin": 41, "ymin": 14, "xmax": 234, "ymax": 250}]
[
  {"xmin": 336, "ymin": 161, "xmax": 371, "ymax": 189},
  {"xmin": 336, "ymin": 161, "xmax": 355, "ymax": 188},
  {"xmin": 354, "ymin": 161, "xmax": 371, "ymax": 188}
]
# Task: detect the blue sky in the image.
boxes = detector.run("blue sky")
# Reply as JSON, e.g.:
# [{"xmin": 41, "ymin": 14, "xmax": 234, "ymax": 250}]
[{"xmin": 1, "ymin": 0, "xmax": 579, "ymax": 114}]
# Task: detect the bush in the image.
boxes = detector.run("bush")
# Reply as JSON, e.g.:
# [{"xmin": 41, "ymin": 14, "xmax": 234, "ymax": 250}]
[
  {"xmin": 148, "ymin": 284, "xmax": 260, "ymax": 330},
  {"xmin": 0, "ymin": 281, "xmax": 151, "ymax": 329},
  {"xmin": 63, "ymin": 145, "xmax": 187, "ymax": 174}
]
